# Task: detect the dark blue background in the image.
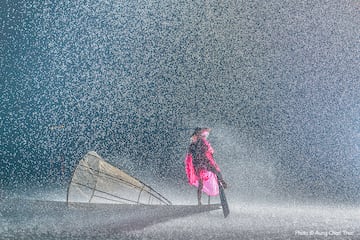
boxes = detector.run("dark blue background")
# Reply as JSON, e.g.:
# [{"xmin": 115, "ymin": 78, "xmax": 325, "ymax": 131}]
[{"xmin": 1, "ymin": 0, "xmax": 360, "ymax": 203}]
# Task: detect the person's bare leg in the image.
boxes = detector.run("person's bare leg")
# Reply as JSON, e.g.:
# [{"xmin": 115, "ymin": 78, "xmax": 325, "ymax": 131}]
[{"xmin": 197, "ymin": 180, "xmax": 203, "ymax": 205}]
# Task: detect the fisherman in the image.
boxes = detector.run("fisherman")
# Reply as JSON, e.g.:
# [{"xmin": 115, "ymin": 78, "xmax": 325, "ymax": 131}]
[{"xmin": 185, "ymin": 127, "xmax": 227, "ymax": 205}]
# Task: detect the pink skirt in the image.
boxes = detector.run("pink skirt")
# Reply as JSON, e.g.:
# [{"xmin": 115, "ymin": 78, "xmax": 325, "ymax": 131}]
[{"xmin": 185, "ymin": 154, "xmax": 219, "ymax": 196}]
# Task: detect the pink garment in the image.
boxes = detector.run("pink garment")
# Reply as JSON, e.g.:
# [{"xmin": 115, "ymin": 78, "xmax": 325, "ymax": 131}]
[
  {"xmin": 184, "ymin": 139, "xmax": 220, "ymax": 196},
  {"xmin": 203, "ymin": 139, "xmax": 220, "ymax": 172}
]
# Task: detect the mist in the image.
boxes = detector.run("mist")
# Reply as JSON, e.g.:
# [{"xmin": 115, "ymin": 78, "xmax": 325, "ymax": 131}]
[{"xmin": 2, "ymin": 0, "xmax": 360, "ymax": 206}]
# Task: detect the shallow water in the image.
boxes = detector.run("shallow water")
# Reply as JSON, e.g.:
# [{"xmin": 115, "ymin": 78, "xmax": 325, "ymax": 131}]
[{"xmin": 1, "ymin": 196, "xmax": 360, "ymax": 240}]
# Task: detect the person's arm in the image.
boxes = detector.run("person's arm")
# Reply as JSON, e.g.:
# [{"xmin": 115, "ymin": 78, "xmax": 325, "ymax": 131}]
[{"xmin": 202, "ymin": 139, "xmax": 221, "ymax": 172}]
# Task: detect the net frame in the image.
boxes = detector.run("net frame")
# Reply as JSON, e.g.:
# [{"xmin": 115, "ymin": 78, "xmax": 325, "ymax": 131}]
[{"xmin": 66, "ymin": 151, "xmax": 172, "ymax": 205}]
